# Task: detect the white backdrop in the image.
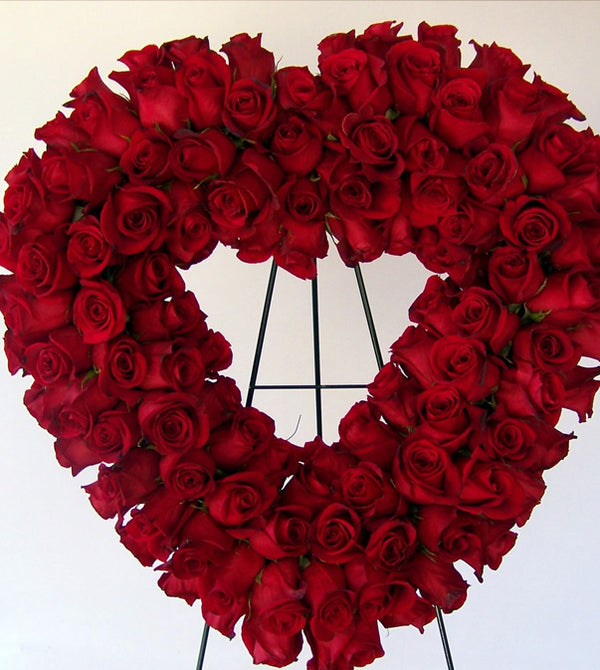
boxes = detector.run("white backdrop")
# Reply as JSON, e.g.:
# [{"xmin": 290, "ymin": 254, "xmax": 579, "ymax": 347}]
[{"xmin": 1, "ymin": 2, "xmax": 599, "ymax": 670}]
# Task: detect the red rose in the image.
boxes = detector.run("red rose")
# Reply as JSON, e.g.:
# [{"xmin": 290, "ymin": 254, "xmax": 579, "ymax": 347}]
[
  {"xmin": 166, "ymin": 205, "xmax": 216, "ymax": 269},
  {"xmin": 340, "ymin": 462, "xmax": 398, "ymax": 518},
  {"xmin": 303, "ymin": 561, "xmax": 355, "ymax": 640},
  {"xmin": 129, "ymin": 291, "xmax": 207, "ymax": 342},
  {"xmin": 365, "ymin": 518, "xmax": 418, "ymax": 571},
  {"xmin": 115, "ymin": 251, "xmax": 186, "ymax": 308},
  {"xmin": 396, "ymin": 117, "xmax": 448, "ymax": 172},
  {"xmin": 451, "ymin": 286, "xmax": 520, "ymax": 353},
  {"xmin": 271, "ymin": 115, "xmax": 323, "ymax": 176},
  {"xmin": 88, "ymin": 405, "xmax": 141, "ymax": 462},
  {"xmin": 367, "ymin": 364, "xmax": 420, "ymax": 432},
  {"xmin": 159, "ymin": 341, "xmax": 207, "ymax": 394},
  {"xmin": 309, "ymin": 502, "xmax": 362, "ymax": 564},
  {"xmin": 92, "ymin": 335, "xmax": 148, "ymax": 403},
  {"xmin": 222, "ymin": 78, "xmax": 276, "ymax": 141},
  {"xmin": 465, "ymin": 144, "xmax": 524, "ymax": 205},
  {"xmin": 221, "ymin": 32, "xmax": 275, "ymax": 85},
  {"xmin": 40, "ymin": 146, "xmax": 122, "ymax": 206},
  {"xmin": 120, "ymin": 129, "xmax": 173, "ymax": 184},
  {"xmin": 209, "ymin": 406, "xmax": 274, "ymax": 470},
  {"xmin": 493, "ymin": 74, "xmax": 584, "ymax": 147},
  {"xmin": 67, "ymin": 216, "xmax": 116, "ymax": 278},
  {"xmin": 207, "ymin": 148, "xmax": 283, "ymax": 244},
  {"xmin": 417, "ymin": 22, "xmax": 461, "ymax": 68},
  {"xmin": 83, "ymin": 448, "xmax": 161, "ymax": 519},
  {"xmin": 429, "ymin": 77, "xmax": 489, "ymax": 149},
  {"xmin": 499, "ymin": 196, "xmax": 571, "ymax": 251},
  {"xmin": 487, "ymin": 245, "xmax": 545, "ymax": 304},
  {"xmin": 23, "ymin": 326, "xmax": 91, "ymax": 385},
  {"xmin": 174, "ymin": 48, "xmax": 230, "ymax": 129},
  {"xmin": 241, "ymin": 559, "xmax": 308, "ymax": 668},
  {"xmin": 168, "ymin": 129, "xmax": 236, "ymax": 182},
  {"xmin": 137, "ymin": 391, "xmax": 209, "ymax": 455},
  {"xmin": 100, "ymin": 184, "xmax": 171, "ymax": 256},
  {"xmin": 72, "ymin": 279, "xmax": 127, "ymax": 344},
  {"xmin": 159, "ymin": 447, "xmax": 216, "ymax": 501},
  {"xmin": 386, "ymin": 39, "xmax": 442, "ymax": 116},
  {"xmin": 274, "ymin": 66, "xmax": 333, "ymax": 114},
  {"xmin": 512, "ymin": 324, "xmax": 579, "ymax": 371},
  {"xmin": 409, "ymin": 552, "xmax": 468, "ymax": 613},
  {"xmin": 67, "ymin": 67, "xmax": 141, "ymax": 156},
  {"xmin": 392, "ymin": 434, "xmax": 462, "ymax": 505},
  {"xmin": 459, "ymin": 459, "xmax": 545, "ymax": 524},
  {"xmin": 205, "ymin": 471, "xmax": 277, "ymax": 527},
  {"xmin": 235, "ymin": 505, "xmax": 311, "ymax": 560},
  {"xmin": 340, "ymin": 110, "xmax": 405, "ymax": 181},
  {"xmin": 16, "ymin": 235, "xmax": 77, "ymax": 296},
  {"xmin": 109, "ymin": 45, "xmax": 188, "ymax": 135},
  {"xmin": 409, "ymin": 171, "xmax": 465, "ymax": 227},
  {"xmin": 3, "ymin": 149, "xmax": 74, "ymax": 233}
]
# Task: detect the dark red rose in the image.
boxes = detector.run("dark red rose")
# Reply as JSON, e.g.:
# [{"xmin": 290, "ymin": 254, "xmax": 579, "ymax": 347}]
[
  {"xmin": 408, "ymin": 275, "xmax": 459, "ymax": 337},
  {"xmin": 83, "ymin": 448, "xmax": 161, "ymax": 519},
  {"xmin": 201, "ymin": 544, "xmax": 265, "ymax": 638},
  {"xmin": 198, "ymin": 329, "xmax": 233, "ymax": 375},
  {"xmin": 409, "ymin": 171, "xmax": 465, "ymax": 227},
  {"xmin": 205, "ymin": 471, "xmax": 277, "ymax": 528},
  {"xmin": 438, "ymin": 200, "xmax": 499, "ymax": 250},
  {"xmin": 109, "ymin": 45, "xmax": 188, "ymax": 135},
  {"xmin": 129, "ymin": 291, "xmax": 207, "ymax": 342},
  {"xmin": 221, "ymin": 32, "xmax": 275, "ymax": 85},
  {"xmin": 309, "ymin": 502, "xmax": 362, "ymax": 564},
  {"xmin": 367, "ymin": 363, "xmax": 420, "ymax": 432},
  {"xmin": 487, "ymin": 245, "xmax": 545, "ymax": 304},
  {"xmin": 137, "ymin": 391, "xmax": 209, "ymax": 455},
  {"xmin": 392, "ymin": 434, "xmax": 462, "ymax": 505},
  {"xmin": 118, "ymin": 506, "xmax": 172, "ymax": 567},
  {"xmin": 390, "ymin": 325, "xmax": 438, "ymax": 389},
  {"xmin": 234, "ymin": 505, "xmax": 311, "ymax": 560},
  {"xmin": 16, "ymin": 235, "xmax": 77, "ymax": 296},
  {"xmin": 159, "ymin": 447, "xmax": 216, "ymax": 501},
  {"xmin": 92, "ymin": 335, "xmax": 148, "ymax": 403},
  {"xmin": 493, "ymin": 74, "xmax": 584, "ymax": 147},
  {"xmin": 67, "ymin": 216, "xmax": 116, "ymax": 278},
  {"xmin": 120, "ymin": 129, "xmax": 173, "ymax": 184},
  {"xmin": 318, "ymin": 42, "xmax": 391, "ymax": 114},
  {"xmin": 23, "ymin": 327, "xmax": 90, "ymax": 385},
  {"xmin": 396, "ymin": 117, "xmax": 449, "ymax": 172},
  {"xmin": 159, "ymin": 341, "xmax": 207, "ymax": 394},
  {"xmin": 209, "ymin": 406, "xmax": 274, "ymax": 470},
  {"xmin": 88, "ymin": 405, "xmax": 141, "ymax": 462},
  {"xmin": 116, "ymin": 251, "xmax": 186, "ymax": 308},
  {"xmin": 499, "ymin": 196, "xmax": 571, "ymax": 251},
  {"xmin": 430, "ymin": 77, "xmax": 489, "ymax": 149},
  {"xmin": 72, "ymin": 279, "xmax": 127, "ymax": 344},
  {"xmin": 459, "ymin": 459, "xmax": 545, "ymax": 525},
  {"xmin": 222, "ymin": 78, "xmax": 276, "ymax": 141},
  {"xmin": 386, "ymin": 39, "xmax": 442, "ymax": 116},
  {"xmin": 67, "ymin": 67, "xmax": 141, "ymax": 156},
  {"xmin": 241, "ymin": 559, "xmax": 308, "ymax": 668},
  {"xmin": 340, "ymin": 462, "xmax": 398, "ymax": 518},
  {"xmin": 451, "ymin": 286, "xmax": 520, "ymax": 353},
  {"xmin": 365, "ymin": 518, "xmax": 418, "ymax": 571},
  {"xmin": 35, "ymin": 111, "xmax": 91, "ymax": 151},
  {"xmin": 512, "ymin": 324, "xmax": 579, "ymax": 372},
  {"xmin": 207, "ymin": 148, "xmax": 283, "ymax": 244},
  {"xmin": 338, "ymin": 401, "xmax": 400, "ymax": 469},
  {"xmin": 271, "ymin": 115, "xmax": 323, "ymax": 176},
  {"xmin": 40, "ymin": 146, "xmax": 122, "ymax": 206},
  {"xmin": 340, "ymin": 110, "xmax": 405, "ymax": 181},
  {"xmin": 168, "ymin": 129, "xmax": 236, "ymax": 182},
  {"xmin": 429, "ymin": 335, "xmax": 501, "ymax": 402},
  {"xmin": 303, "ymin": 561, "xmax": 355, "ymax": 640},
  {"xmin": 174, "ymin": 48, "xmax": 230, "ymax": 129},
  {"xmin": 465, "ymin": 144, "xmax": 524, "ymax": 205},
  {"xmin": 166, "ymin": 205, "xmax": 217, "ymax": 269},
  {"xmin": 100, "ymin": 184, "xmax": 171, "ymax": 255},
  {"xmin": 409, "ymin": 552, "xmax": 468, "ymax": 613},
  {"xmin": 3, "ymin": 149, "xmax": 74, "ymax": 234},
  {"xmin": 418, "ymin": 22, "xmax": 461, "ymax": 68},
  {"xmin": 413, "ymin": 227, "xmax": 476, "ymax": 285},
  {"xmin": 274, "ymin": 66, "xmax": 333, "ymax": 114}
]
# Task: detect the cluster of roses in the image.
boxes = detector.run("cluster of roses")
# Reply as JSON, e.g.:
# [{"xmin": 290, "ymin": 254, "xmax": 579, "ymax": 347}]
[{"xmin": 1, "ymin": 19, "xmax": 600, "ymax": 670}]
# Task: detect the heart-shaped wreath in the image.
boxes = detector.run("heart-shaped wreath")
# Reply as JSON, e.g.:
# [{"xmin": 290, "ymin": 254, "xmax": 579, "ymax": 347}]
[{"xmin": 1, "ymin": 20, "xmax": 599, "ymax": 670}]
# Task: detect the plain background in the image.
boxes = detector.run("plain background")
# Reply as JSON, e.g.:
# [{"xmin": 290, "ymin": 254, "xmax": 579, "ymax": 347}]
[{"xmin": 1, "ymin": 2, "xmax": 600, "ymax": 670}]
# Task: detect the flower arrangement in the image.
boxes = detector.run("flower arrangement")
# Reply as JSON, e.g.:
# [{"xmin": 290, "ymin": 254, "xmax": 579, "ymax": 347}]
[{"xmin": 1, "ymin": 20, "xmax": 599, "ymax": 670}]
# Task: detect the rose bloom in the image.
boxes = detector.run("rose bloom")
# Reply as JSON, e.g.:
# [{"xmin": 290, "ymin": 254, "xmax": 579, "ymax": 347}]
[
  {"xmin": 309, "ymin": 502, "xmax": 362, "ymax": 564},
  {"xmin": 222, "ymin": 78, "xmax": 276, "ymax": 141},
  {"xmin": 67, "ymin": 216, "xmax": 115, "ymax": 278},
  {"xmin": 72, "ymin": 279, "xmax": 127, "ymax": 344},
  {"xmin": 137, "ymin": 391, "xmax": 210, "ymax": 455},
  {"xmin": 499, "ymin": 195, "xmax": 571, "ymax": 251}
]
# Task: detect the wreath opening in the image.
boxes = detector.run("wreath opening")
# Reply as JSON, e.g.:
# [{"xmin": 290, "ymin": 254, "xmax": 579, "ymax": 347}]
[{"xmin": 1, "ymin": 20, "xmax": 599, "ymax": 670}]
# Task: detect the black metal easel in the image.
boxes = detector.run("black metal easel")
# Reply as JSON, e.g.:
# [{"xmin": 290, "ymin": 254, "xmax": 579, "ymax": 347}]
[{"xmin": 196, "ymin": 259, "xmax": 456, "ymax": 670}]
